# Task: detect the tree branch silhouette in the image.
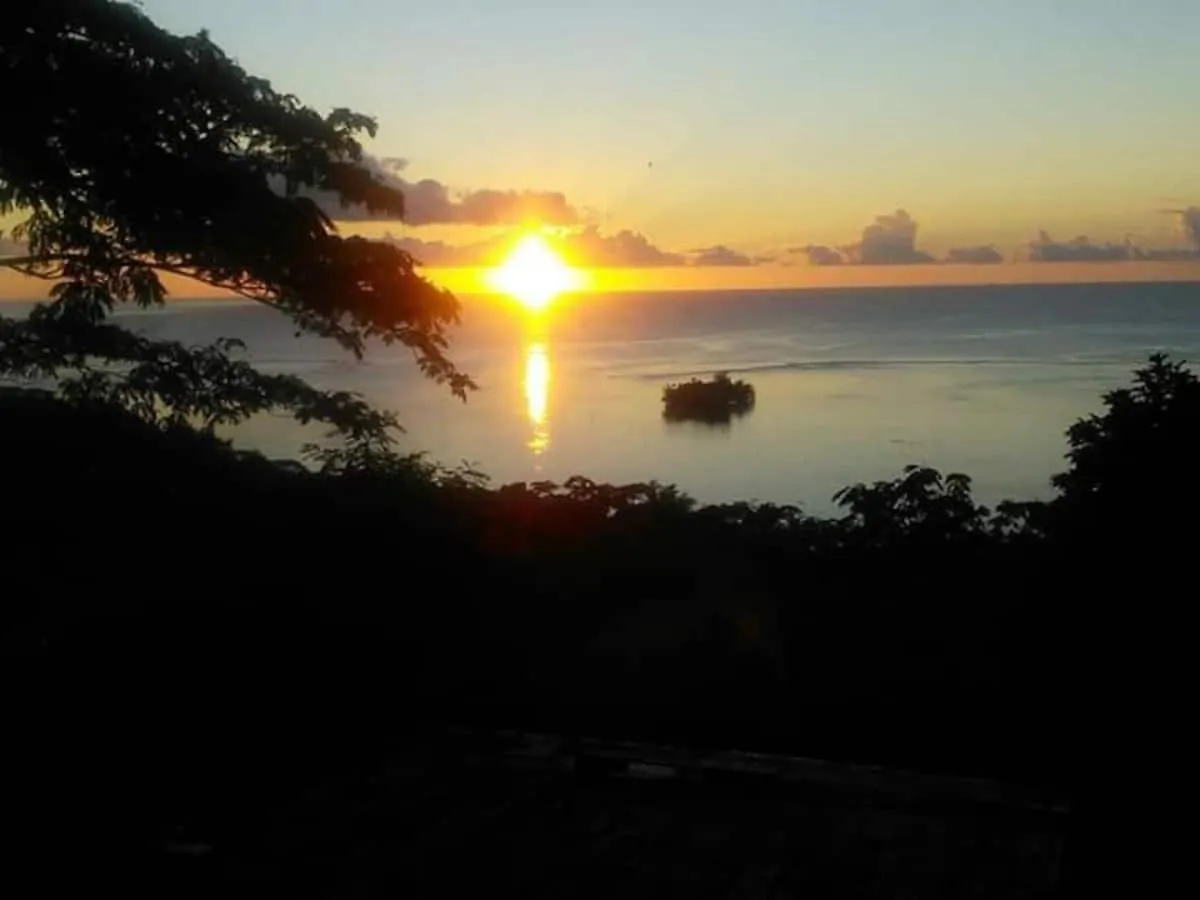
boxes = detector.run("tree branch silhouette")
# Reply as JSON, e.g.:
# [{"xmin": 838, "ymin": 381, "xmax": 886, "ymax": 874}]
[{"xmin": 1, "ymin": 0, "xmax": 475, "ymax": 449}]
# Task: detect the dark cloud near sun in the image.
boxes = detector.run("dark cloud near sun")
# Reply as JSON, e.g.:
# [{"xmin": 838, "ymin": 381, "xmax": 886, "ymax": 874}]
[
  {"xmin": 377, "ymin": 226, "xmax": 766, "ymax": 269},
  {"xmin": 558, "ymin": 226, "xmax": 687, "ymax": 267},
  {"xmin": 556, "ymin": 231, "xmax": 768, "ymax": 268},
  {"xmin": 282, "ymin": 155, "xmax": 580, "ymax": 227},
  {"xmin": 379, "ymin": 233, "xmax": 506, "ymax": 268},
  {"xmin": 279, "ymin": 155, "xmax": 768, "ymax": 264},
  {"xmin": 945, "ymin": 244, "xmax": 1004, "ymax": 264}
]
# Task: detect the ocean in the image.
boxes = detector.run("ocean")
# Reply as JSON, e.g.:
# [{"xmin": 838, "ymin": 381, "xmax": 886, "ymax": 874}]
[{"xmin": 10, "ymin": 280, "xmax": 1200, "ymax": 514}]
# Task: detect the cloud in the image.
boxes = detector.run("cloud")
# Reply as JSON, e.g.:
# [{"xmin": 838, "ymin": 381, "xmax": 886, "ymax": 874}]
[
  {"xmin": 1028, "ymin": 231, "xmax": 1131, "ymax": 262},
  {"xmin": 851, "ymin": 209, "xmax": 935, "ymax": 264},
  {"xmin": 1134, "ymin": 246, "xmax": 1200, "ymax": 261},
  {"xmin": 379, "ymin": 233, "xmax": 506, "ymax": 267},
  {"xmin": 377, "ymin": 227, "xmax": 766, "ymax": 269},
  {"xmin": 1173, "ymin": 205, "xmax": 1200, "ymax": 249},
  {"xmin": 688, "ymin": 245, "xmax": 756, "ymax": 267},
  {"xmin": 789, "ymin": 209, "xmax": 934, "ymax": 266},
  {"xmin": 793, "ymin": 244, "xmax": 846, "ymax": 266},
  {"xmin": 443, "ymin": 187, "xmax": 578, "ymax": 228},
  {"xmin": 945, "ymin": 244, "xmax": 1004, "ymax": 264},
  {"xmin": 377, "ymin": 209, "xmax": 1200, "ymax": 270},
  {"xmin": 284, "ymin": 155, "xmax": 580, "ymax": 227},
  {"xmin": 557, "ymin": 226, "xmax": 686, "ymax": 267},
  {"xmin": 551, "ymin": 230, "xmax": 767, "ymax": 268},
  {"xmin": 379, "ymin": 227, "xmax": 686, "ymax": 268},
  {"xmin": 0, "ymin": 235, "xmax": 26, "ymax": 257},
  {"xmin": 1027, "ymin": 218, "xmax": 1200, "ymax": 262}
]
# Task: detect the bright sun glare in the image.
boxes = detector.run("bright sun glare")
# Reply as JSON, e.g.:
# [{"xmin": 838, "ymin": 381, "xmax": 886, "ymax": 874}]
[{"xmin": 488, "ymin": 234, "xmax": 579, "ymax": 311}]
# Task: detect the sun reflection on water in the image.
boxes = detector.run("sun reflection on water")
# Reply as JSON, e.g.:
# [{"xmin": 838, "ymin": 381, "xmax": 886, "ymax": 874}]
[{"xmin": 524, "ymin": 342, "xmax": 551, "ymax": 456}]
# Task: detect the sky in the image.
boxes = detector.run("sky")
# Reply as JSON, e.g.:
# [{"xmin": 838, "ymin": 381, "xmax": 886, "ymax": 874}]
[{"xmin": 6, "ymin": 0, "xmax": 1200, "ymax": 294}]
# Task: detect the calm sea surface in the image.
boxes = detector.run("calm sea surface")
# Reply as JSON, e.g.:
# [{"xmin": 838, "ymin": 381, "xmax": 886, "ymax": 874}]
[{"xmin": 12, "ymin": 281, "xmax": 1200, "ymax": 514}]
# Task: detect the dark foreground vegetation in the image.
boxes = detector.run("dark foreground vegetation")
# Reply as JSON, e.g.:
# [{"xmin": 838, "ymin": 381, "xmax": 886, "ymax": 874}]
[
  {"xmin": 4, "ymin": 354, "xmax": 1195, "ymax": 761},
  {"xmin": 2, "ymin": 3, "xmax": 1193, "ymax": 895},
  {"xmin": 663, "ymin": 371, "xmax": 757, "ymax": 423},
  {"xmin": 4, "ymin": 352, "xmax": 1197, "ymax": 895}
]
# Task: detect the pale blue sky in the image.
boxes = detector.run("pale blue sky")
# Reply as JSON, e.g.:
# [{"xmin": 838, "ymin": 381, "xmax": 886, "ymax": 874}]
[{"xmin": 139, "ymin": 0, "xmax": 1199, "ymax": 260}]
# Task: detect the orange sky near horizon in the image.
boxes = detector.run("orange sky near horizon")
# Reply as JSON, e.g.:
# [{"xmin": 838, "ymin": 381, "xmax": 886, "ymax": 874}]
[
  {"xmin": 435, "ymin": 261, "xmax": 1200, "ymax": 296},
  {"xmin": 4, "ymin": 259, "xmax": 1200, "ymax": 305}
]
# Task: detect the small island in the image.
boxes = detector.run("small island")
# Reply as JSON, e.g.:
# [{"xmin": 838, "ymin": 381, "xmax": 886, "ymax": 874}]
[{"xmin": 662, "ymin": 372, "xmax": 757, "ymax": 424}]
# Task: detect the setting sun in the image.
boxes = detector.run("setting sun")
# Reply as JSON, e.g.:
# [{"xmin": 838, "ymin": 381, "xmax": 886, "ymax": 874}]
[{"xmin": 488, "ymin": 234, "xmax": 580, "ymax": 311}]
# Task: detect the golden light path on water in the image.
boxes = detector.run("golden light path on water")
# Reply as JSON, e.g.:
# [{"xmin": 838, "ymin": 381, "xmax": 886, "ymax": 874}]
[{"xmin": 523, "ymin": 341, "xmax": 550, "ymax": 456}]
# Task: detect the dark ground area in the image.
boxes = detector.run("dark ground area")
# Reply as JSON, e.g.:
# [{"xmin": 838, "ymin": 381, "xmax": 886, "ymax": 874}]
[{"xmin": 103, "ymin": 728, "xmax": 1070, "ymax": 899}]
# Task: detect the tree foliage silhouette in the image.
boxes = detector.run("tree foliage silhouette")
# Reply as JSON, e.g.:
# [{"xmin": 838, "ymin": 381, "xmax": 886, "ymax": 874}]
[
  {"xmin": 833, "ymin": 465, "xmax": 991, "ymax": 546},
  {"xmin": 1052, "ymin": 352, "xmax": 1200, "ymax": 519},
  {"xmin": 0, "ymin": 0, "xmax": 471, "ymax": 446}
]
